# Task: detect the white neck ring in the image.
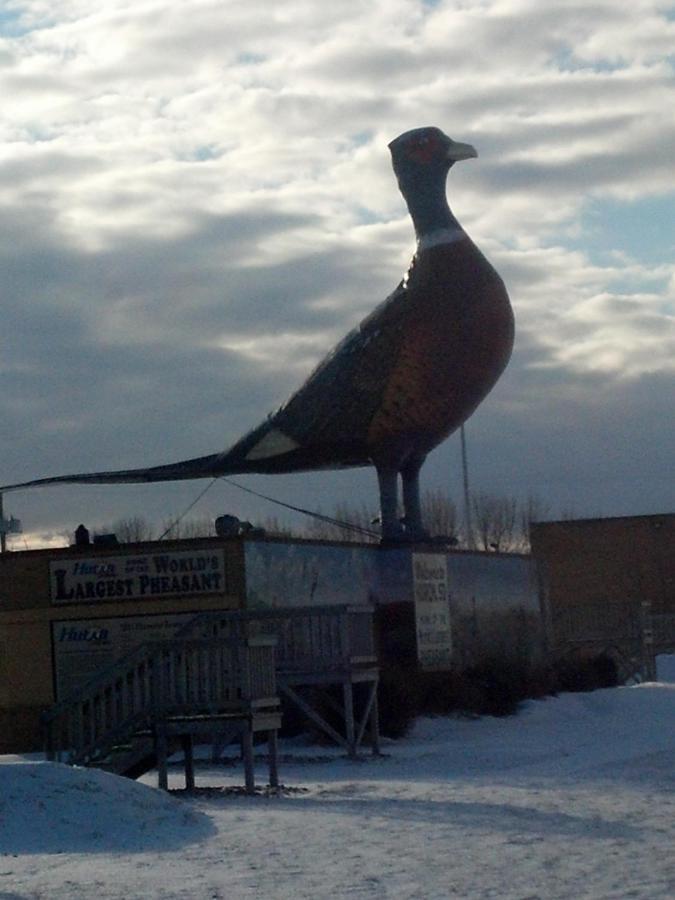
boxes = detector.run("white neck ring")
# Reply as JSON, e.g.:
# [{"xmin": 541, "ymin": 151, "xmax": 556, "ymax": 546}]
[{"xmin": 417, "ymin": 226, "xmax": 465, "ymax": 251}]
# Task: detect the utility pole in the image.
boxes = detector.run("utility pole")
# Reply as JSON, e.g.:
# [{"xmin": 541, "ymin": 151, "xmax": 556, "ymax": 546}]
[
  {"xmin": 0, "ymin": 493, "xmax": 5, "ymax": 554},
  {"xmin": 460, "ymin": 425, "xmax": 473, "ymax": 549}
]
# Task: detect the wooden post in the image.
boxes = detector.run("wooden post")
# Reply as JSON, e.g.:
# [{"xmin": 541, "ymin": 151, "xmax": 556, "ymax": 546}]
[
  {"xmin": 356, "ymin": 678, "xmax": 380, "ymax": 755},
  {"xmin": 242, "ymin": 726, "xmax": 255, "ymax": 795},
  {"xmin": 280, "ymin": 683, "xmax": 350, "ymax": 751},
  {"xmin": 182, "ymin": 734, "xmax": 195, "ymax": 791},
  {"xmin": 156, "ymin": 726, "xmax": 168, "ymax": 791},
  {"xmin": 268, "ymin": 729, "xmax": 279, "ymax": 789},
  {"xmin": 343, "ymin": 680, "xmax": 356, "ymax": 759},
  {"xmin": 641, "ymin": 601, "xmax": 657, "ymax": 681},
  {"xmin": 339, "ymin": 609, "xmax": 350, "ymax": 668},
  {"xmin": 43, "ymin": 718, "xmax": 54, "ymax": 762},
  {"xmin": 369, "ymin": 681, "xmax": 381, "ymax": 756}
]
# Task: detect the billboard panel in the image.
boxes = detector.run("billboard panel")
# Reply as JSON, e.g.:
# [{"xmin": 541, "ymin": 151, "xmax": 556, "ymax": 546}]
[{"xmin": 49, "ymin": 548, "xmax": 227, "ymax": 604}]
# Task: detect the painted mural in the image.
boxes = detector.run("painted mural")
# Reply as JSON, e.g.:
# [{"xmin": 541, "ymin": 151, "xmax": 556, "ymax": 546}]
[
  {"xmin": 244, "ymin": 540, "xmax": 544, "ymax": 667},
  {"xmin": 244, "ymin": 541, "xmax": 413, "ymax": 608},
  {"xmin": 444, "ymin": 553, "xmax": 543, "ymax": 666}
]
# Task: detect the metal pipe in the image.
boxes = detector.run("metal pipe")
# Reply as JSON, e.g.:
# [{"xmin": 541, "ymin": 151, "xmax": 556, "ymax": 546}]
[{"xmin": 460, "ymin": 426, "xmax": 473, "ymax": 549}]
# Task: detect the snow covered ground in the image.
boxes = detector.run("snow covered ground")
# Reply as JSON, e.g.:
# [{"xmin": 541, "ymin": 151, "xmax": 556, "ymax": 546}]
[{"xmin": 2, "ymin": 657, "xmax": 675, "ymax": 899}]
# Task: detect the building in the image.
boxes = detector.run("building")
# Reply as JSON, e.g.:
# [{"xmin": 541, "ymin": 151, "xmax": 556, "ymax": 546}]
[
  {"xmin": 530, "ymin": 513, "xmax": 675, "ymax": 676},
  {"xmin": 0, "ymin": 531, "xmax": 542, "ymax": 752},
  {"xmin": 0, "ymin": 535, "xmax": 245, "ymax": 752}
]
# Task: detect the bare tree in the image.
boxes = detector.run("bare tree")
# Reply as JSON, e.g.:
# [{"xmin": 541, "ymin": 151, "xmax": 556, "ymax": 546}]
[
  {"xmin": 255, "ymin": 516, "xmax": 296, "ymax": 538},
  {"xmin": 305, "ymin": 502, "xmax": 380, "ymax": 543},
  {"xmin": 108, "ymin": 515, "xmax": 155, "ymax": 543},
  {"xmin": 160, "ymin": 515, "xmax": 216, "ymax": 539},
  {"xmin": 304, "ymin": 493, "xmax": 458, "ymax": 544},
  {"xmin": 471, "ymin": 492, "xmax": 518, "ymax": 552},
  {"xmin": 92, "ymin": 490, "xmax": 564, "ymax": 552},
  {"xmin": 518, "ymin": 494, "xmax": 552, "ymax": 552},
  {"xmin": 422, "ymin": 489, "xmax": 458, "ymax": 540}
]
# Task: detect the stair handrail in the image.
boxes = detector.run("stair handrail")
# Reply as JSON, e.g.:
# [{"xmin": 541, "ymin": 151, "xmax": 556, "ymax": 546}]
[
  {"xmin": 174, "ymin": 603, "xmax": 377, "ymax": 671},
  {"xmin": 41, "ymin": 602, "xmax": 377, "ymax": 768},
  {"xmin": 175, "ymin": 603, "xmax": 375, "ymax": 634},
  {"xmin": 42, "ymin": 638, "xmax": 169, "ymax": 728},
  {"xmin": 43, "ymin": 632, "xmax": 278, "ymax": 765}
]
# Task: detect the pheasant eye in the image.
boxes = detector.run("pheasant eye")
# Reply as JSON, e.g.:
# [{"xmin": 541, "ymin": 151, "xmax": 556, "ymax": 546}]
[{"xmin": 406, "ymin": 134, "xmax": 440, "ymax": 163}]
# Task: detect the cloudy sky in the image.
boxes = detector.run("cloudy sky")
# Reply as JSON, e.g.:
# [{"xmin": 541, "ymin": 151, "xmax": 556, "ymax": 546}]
[{"xmin": 1, "ymin": 0, "xmax": 674, "ymax": 547}]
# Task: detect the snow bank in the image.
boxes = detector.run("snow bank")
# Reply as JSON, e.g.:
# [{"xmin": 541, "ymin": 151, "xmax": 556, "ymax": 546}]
[
  {"xmin": 1, "ymin": 679, "xmax": 675, "ymax": 898},
  {"xmin": 0, "ymin": 760, "xmax": 213, "ymax": 854},
  {"xmin": 656, "ymin": 653, "xmax": 675, "ymax": 682}
]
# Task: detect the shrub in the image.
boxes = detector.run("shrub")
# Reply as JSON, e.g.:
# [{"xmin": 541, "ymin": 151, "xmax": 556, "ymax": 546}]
[
  {"xmin": 460, "ymin": 660, "xmax": 528, "ymax": 717},
  {"xmin": 284, "ymin": 653, "xmax": 620, "ymax": 748},
  {"xmin": 377, "ymin": 657, "xmax": 557, "ymax": 728},
  {"xmin": 377, "ymin": 665, "xmax": 420, "ymax": 738},
  {"xmin": 553, "ymin": 653, "xmax": 619, "ymax": 693},
  {"xmin": 373, "ymin": 651, "xmax": 623, "ymax": 740}
]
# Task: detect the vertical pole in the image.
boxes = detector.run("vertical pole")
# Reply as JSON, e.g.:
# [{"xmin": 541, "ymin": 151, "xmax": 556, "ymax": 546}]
[
  {"xmin": 268, "ymin": 729, "xmax": 279, "ymax": 789},
  {"xmin": 44, "ymin": 719, "xmax": 54, "ymax": 762},
  {"xmin": 242, "ymin": 725, "xmax": 255, "ymax": 794},
  {"xmin": 640, "ymin": 600, "xmax": 656, "ymax": 682},
  {"xmin": 343, "ymin": 680, "xmax": 356, "ymax": 759},
  {"xmin": 460, "ymin": 426, "xmax": 473, "ymax": 550},
  {"xmin": 369, "ymin": 680, "xmax": 381, "ymax": 756},
  {"xmin": 0, "ymin": 494, "xmax": 6, "ymax": 554},
  {"xmin": 182, "ymin": 734, "xmax": 195, "ymax": 791},
  {"xmin": 156, "ymin": 726, "xmax": 168, "ymax": 791}
]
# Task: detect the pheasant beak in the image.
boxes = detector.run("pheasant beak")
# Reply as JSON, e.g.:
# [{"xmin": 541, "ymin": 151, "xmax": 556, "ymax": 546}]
[{"xmin": 446, "ymin": 140, "xmax": 478, "ymax": 162}]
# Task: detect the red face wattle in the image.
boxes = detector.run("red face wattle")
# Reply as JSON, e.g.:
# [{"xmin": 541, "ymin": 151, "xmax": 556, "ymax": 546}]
[{"xmin": 404, "ymin": 131, "xmax": 444, "ymax": 164}]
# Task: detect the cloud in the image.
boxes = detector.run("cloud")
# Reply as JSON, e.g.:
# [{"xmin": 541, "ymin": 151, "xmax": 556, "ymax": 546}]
[{"xmin": 1, "ymin": 0, "xmax": 674, "ymax": 543}]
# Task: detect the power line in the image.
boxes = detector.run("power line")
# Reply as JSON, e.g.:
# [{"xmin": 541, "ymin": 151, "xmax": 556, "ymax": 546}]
[
  {"xmin": 158, "ymin": 478, "xmax": 220, "ymax": 539},
  {"xmin": 219, "ymin": 476, "xmax": 380, "ymax": 539},
  {"xmin": 158, "ymin": 475, "xmax": 380, "ymax": 541}
]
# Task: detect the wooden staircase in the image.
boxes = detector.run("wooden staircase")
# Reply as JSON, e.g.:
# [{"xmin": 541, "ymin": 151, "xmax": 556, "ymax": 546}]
[
  {"xmin": 175, "ymin": 604, "xmax": 380, "ymax": 757},
  {"xmin": 41, "ymin": 603, "xmax": 380, "ymax": 789},
  {"xmin": 42, "ymin": 633, "xmax": 281, "ymax": 791}
]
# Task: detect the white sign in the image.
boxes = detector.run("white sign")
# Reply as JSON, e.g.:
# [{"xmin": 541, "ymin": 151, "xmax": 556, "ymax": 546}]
[
  {"xmin": 413, "ymin": 553, "xmax": 453, "ymax": 670},
  {"xmin": 51, "ymin": 612, "xmax": 194, "ymax": 698},
  {"xmin": 49, "ymin": 548, "xmax": 226, "ymax": 604}
]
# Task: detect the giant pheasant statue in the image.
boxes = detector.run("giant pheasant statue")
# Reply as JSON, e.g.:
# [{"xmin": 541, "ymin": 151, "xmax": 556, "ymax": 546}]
[{"xmin": 2, "ymin": 127, "xmax": 514, "ymax": 542}]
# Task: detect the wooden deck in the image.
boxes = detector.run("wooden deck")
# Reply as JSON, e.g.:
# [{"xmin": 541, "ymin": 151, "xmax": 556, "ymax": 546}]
[
  {"xmin": 175, "ymin": 604, "xmax": 380, "ymax": 757},
  {"xmin": 42, "ymin": 603, "xmax": 380, "ymax": 790}
]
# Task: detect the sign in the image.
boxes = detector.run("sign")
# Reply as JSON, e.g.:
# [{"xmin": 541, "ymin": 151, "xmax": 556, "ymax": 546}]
[
  {"xmin": 49, "ymin": 548, "xmax": 227, "ymax": 604},
  {"xmin": 51, "ymin": 612, "xmax": 193, "ymax": 698},
  {"xmin": 413, "ymin": 553, "xmax": 453, "ymax": 670}
]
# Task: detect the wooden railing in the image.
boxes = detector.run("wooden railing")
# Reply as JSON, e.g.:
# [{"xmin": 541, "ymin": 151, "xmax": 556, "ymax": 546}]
[
  {"xmin": 175, "ymin": 604, "xmax": 377, "ymax": 679},
  {"xmin": 42, "ymin": 604, "xmax": 377, "ymax": 770},
  {"xmin": 42, "ymin": 635, "xmax": 277, "ymax": 767},
  {"xmin": 551, "ymin": 601, "xmax": 642, "ymax": 647},
  {"xmin": 549, "ymin": 601, "xmax": 675, "ymax": 682}
]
